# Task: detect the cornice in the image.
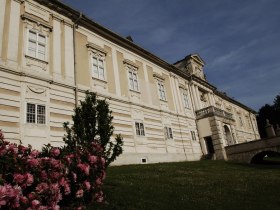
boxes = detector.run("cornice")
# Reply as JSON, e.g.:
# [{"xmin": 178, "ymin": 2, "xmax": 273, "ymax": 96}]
[{"xmin": 214, "ymin": 90, "xmax": 256, "ymax": 114}]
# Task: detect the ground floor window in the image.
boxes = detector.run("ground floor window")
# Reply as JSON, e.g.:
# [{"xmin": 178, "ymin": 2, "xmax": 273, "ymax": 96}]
[
  {"xmin": 26, "ymin": 103, "xmax": 46, "ymax": 124},
  {"xmin": 191, "ymin": 131, "xmax": 196, "ymax": 141},
  {"xmin": 135, "ymin": 122, "xmax": 145, "ymax": 136},
  {"xmin": 164, "ymin": 127, "xmax": 173, "ymax": 139}
]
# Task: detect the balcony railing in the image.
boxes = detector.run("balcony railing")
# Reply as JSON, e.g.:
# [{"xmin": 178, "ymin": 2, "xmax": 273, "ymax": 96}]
[{"xmin": 196, "ymin": 106, "xmax": 234, "ymax": 120}]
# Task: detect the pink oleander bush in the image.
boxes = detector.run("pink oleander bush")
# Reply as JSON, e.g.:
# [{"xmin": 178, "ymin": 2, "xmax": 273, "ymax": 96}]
[{"xmin": 0, "ymin": 129, "xmax": 106, "ymax": 209}]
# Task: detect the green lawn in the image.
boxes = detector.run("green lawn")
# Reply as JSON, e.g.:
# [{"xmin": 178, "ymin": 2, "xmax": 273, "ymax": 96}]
[{"xmin": 90, "ymin": 161, "xmax": 280, "ymax": 210}]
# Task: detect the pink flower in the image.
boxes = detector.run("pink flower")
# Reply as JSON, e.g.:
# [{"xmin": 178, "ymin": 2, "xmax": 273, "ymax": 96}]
[
  {"xmin": 13, "ymin": 174, "xmax": 25, "ymax": 184},
  {"xmin": 32, "ymin": 199, "xmax": 40, "ymax": 208},
  {"xmin": 30, "ymin": 150, "xmax": 40, "ymax": 157},
  {"xmin": 0, "ymin": 184, "xmax": 22, "ymax": 208},
  {"xmin": 36, "ymin": 183, "xmax": 48, "ymax": 194},
  {"xmin": 25, "ymin": 173, "xmax": 34, "ymax": 186},
  {"xmin": 64, "ymin": 183, "xmax": 71, "ymax": 195},
  {"xmin": 100, "ymin": 170, "xmax": 106, "ymax": 181},
  {"xmin": 88, "ymin": 155, "xmax": 97, "ymax": 164},
  {"xmin": 40, "ymin": 170, "xmax": 48, "ymax": 180},
  {"xmin": 0, "ymin": 147, "xmax": 7, "ymax": 156},
  {"xmin": 28, "ymin": 192, "xmax": 35, "ymax": 201},
  {"xmin": 20, "ymin": 196, "xmax": 28, "ymax": 204},
  {"xmin": 84, "ymin": 181, "xmax": 91, "ymax": 191},
  {"xmin": 28, "ymin": 158, "xmax": 40, "ymax": 167},
  {"xmin": 50, "ymin": 183, "xmax": 59, "ymax": 194},
  {"xmin": 95, "ymin": 178, "xmax": 102, "ymax": 186},
  {"xmin": 72, "ymin": 172, "xmax": 77, "ymax": 182},
  {"xmin": 51, "ymin": 148, "xmax": 60, "ymax": 157},
  {"xmin": 50, "ymin": 158, "xmax": 61, "ymax": 169},
  {"xmin": 100, "ymin": 157, "xmax": 106, "ymax": 167},
  {"xmin": 8, "ymin": 144, "xmax": 18, "ymax": 154},
  {"xmin": 77, "ymin": 163, "xmax": 90, "ymax": 175},
  {"xmin": 95, "ymin": 191, "xmax": 104, "ymax": 203},
  {"xmin": 18, "ymin": 145, "xmax": 28, "ymax": 153},
  {"xmin": 76, "ymin": 189, "xmax": 84, "ymax": 198},
  {"xmin": 0, "ymin": 185, "xmax": 7, "ymax": 206}
]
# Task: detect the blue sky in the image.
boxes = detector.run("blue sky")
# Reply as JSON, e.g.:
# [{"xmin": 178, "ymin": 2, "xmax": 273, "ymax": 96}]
[{"xmin": 63, "ymin": 0, "xmax": 280, "ymax": 111}]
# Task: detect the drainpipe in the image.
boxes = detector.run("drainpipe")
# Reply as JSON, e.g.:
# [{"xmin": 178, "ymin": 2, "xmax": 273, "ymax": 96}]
[{"xmin": 73, "ymin": 12, "xmax": 82, "ymax": 107}]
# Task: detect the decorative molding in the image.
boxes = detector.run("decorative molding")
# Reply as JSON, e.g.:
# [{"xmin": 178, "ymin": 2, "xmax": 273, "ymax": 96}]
[
  {"xmin": 86, "ymin": 43, "xmax": 107, "ymax": 55},
  {"xmin": 179, "ymin": 84, "xmax": 187, "ymax": 90},
  {"xmin": 27, "ymin": 85, "xmax": 46, "ymax": 94},
  {"xmin": 153, "ymin": 72, "xmax": 165, "ymax": 80},
  {"xmin": 51, "ymin": 14, "xmax": 73, "ymax": 27},
  {"xmin": 123, "ymin": 59, "xmax": 139, "ymax": 68},
  {"xmin": 21, "ymin": 13, "xmax": 52, "ymax": 31}
]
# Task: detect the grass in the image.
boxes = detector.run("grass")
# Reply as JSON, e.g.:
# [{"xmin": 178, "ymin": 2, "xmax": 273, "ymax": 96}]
[{"xmin": 89, "ymin": 161, "xmax": 280, "ymax": 210}]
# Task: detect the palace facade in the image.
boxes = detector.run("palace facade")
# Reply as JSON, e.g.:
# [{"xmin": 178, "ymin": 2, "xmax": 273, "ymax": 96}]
[{"xmin": 0, "ymin": 0, "xmax": 260, "ymax": 164}]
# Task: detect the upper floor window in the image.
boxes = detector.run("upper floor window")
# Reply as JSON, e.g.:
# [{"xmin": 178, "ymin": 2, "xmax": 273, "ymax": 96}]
[
  {"xmin": 135, "ymin": 122, "xmax": 145, "ymax": 136},
  {"xmin": 26, "ymin": 103, "xmax": 46, "ymax": 124},
  {"xmin": 87, "ymin": 43, "xmax": 107, "ymax": 81},
  {"xmin": 128, "ymin": 67, "xmax": 139, "ymax": 92},
  {"xmin": 164, "ymin": 127, "xmax": 173, "ymax": 139},
  {"xmin": 157, "ymin": 80, "xmax": 167, "ymax": 101},
  {"xmin": 92, "ymin": 56, "xmax": 105, "ymax": 80},
  {"xmin": 238, "ymin": 116, "xmax": 243, "ymax": 127},
  {"xmin": 27, "ymin": 30, "xmax": 47, "ymax": 61},
  {"xmin": 182, "ymin": 92, "xmax": 190, "ymax": 108}
]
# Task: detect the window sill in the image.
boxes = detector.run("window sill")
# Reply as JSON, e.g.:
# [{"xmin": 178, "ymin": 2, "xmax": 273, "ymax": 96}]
[
  {"xmin": 92, "ymin": 77, "xmax": 107, "ymax": 84},
  {"xmin": 25, "ymin": 55, "xmax": 48, "ymax": 64},
  {"xmin": 129, "ymin": 89, "xmax": 141, "ymax": 94}
]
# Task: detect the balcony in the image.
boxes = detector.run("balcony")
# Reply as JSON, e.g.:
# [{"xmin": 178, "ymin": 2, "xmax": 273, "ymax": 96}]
[{"xmin": 196, "ymin": 106, "xmax": 234, "ymax": 120}]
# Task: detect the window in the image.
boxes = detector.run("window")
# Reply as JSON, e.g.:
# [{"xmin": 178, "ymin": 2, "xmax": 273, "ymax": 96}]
[
  {"xmin": 164, "ymin": 127, "xmax": 173, "ymax": 139},
  {"xmin": 247, "ymin": 118, "xmax": 251, "ymax": 129},
  {"xmin": 239, "ymin": 116, "xmax": 243, "ymax": 127},
  {"xmin": 128, "ymin": 67, "xmax": 139, "ymax": 91},
  {"xmin": 26, "ymin": 103, "xmax": 46, "ymax": 124},
  {"xmin": 157, "ymin": 81, "xmax": 166, "ymax": 101},
  {"xmin": 135, "ymin": 122, "xmax": 145, "ymax": 136},
  {"xmin": 92, "ymin": 56, "xmax": 105, "ymax": 80},
  {"xmin": 191, "ymin": 131, "xmax": 196, "ymax": 141},
  {"xmin": 27, "ymin": 30, "xmax": 46, "ymax": 60},
  {"xmin": 182, "ymin": 92, "xmax": 190, "ymax": 108}
]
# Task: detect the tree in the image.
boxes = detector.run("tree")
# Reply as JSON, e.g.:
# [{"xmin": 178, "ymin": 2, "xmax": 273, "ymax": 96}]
[
  {"xmin": 257, "ymin": 94, "xmax": 280, "ymax": 138},
  {"xmin": 63, "ymin": 91, "xmax": 123, "ymax": 167}
]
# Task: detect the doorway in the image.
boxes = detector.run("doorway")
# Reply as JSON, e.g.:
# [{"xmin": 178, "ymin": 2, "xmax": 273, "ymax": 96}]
[
  {"xmin": 224, "ymin": 125, "xmax": 234, "ymax": 145},
  {"xmin": 204, "ymin": 137, "xmax": 215, "ymax": 154}
]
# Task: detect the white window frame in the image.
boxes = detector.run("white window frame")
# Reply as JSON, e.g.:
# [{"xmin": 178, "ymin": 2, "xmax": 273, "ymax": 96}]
[
  {"xmin": 26, "ymin": 29, "xmax": 47, "ymax": 61},
  {"xmin": 135, "ymin": 122, "xmax": 145, "ymax": 136},
  {"xmin": 164, "ymin": 127, "xmax": 173, "ymax": 140},
  {"xmin": 128, "ymin": 66, "xmax": 139, "ymax": 92},
  {"xmin": 26, "ymin": 103, "xmax": 46, "ymax": 124},
  {"xmin": 91, "ymin": 54, "xmax": 106, "ymax": 81},
  {"xmin": 157, "ymin": 80, "xmax": 167, "ymax": 101}
]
